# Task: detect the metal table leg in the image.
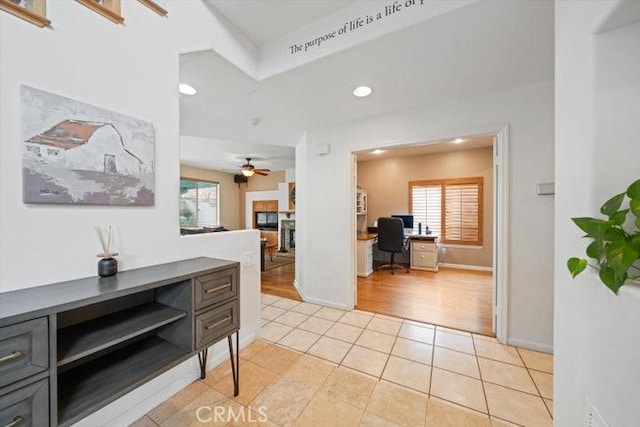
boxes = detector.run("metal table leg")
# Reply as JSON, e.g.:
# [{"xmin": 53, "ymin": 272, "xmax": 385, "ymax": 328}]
[
  {"xmin": 197, "ymin": 348, "xmax": 208, "ymax": 380},
  {"xmin": 197, "ymin": 333, "xmax": 239, "ymax": 396},
  {"xmin": 228, "ymin": 333, "xmax": 240, "ymax": 396}
]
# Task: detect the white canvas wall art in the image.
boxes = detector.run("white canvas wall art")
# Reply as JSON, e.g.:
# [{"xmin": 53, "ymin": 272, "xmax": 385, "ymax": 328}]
[{"xmin": 21, "ymin": 86, "xmax": 155, "ymax": 205}]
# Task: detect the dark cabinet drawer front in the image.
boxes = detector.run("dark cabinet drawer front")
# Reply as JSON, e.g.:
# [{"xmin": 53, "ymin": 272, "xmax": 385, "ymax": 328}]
[
  {"xmin": 195, "ymin": 300, "xmax": 239, "ymax": 350},
  {"xmin": 0, "ymin": 318, "xmax": 48, "ymax": 388},
  {"xmin": 194, "ymin": 268, "xmax": 237, "ymax": 311},
  {"xmin": 0, "ymin": 379, "xmax": 49, "ymax": 427}
]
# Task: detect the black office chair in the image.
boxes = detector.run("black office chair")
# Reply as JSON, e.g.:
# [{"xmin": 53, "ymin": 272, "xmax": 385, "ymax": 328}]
[{"xmin": 376, "ymin": 217, "xmax": 409, "ymax": 274}]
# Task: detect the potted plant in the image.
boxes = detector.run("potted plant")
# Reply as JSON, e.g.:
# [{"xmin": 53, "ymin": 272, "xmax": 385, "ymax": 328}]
[{"xmin": 567, "ymin": 179, "xmax": 640, "ymax": 293}]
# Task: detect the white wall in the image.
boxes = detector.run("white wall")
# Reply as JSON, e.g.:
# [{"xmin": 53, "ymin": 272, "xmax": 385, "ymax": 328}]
[
  {"xmin": 297, "ymin": 81, "xmax": 555, "ymax": 350},
  {"xmin": 555, "ymin": 1, "xmax": 640, "ymax": 425},
  {"xmin": 0, "ymin": 2, "xmax": 260, "ymax": 425},
  {"xmin": 285, "ymin": 168, "xmax": 295, "ymax": 183}
]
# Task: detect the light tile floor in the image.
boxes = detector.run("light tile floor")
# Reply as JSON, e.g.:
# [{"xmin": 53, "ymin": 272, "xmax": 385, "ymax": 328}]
[{"xmin": 132, "ymin": 294, "xmax": 553, "ymax": 427}]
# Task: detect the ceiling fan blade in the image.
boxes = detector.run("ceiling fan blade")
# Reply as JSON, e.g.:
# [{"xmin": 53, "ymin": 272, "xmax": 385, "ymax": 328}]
[
  {"xmin": 254, "ymin": 170, "xmax": 269, "ymax": 176},
  {"xmin": 254, "ymin": 168, "xmax": 271, "ymax": 173}
]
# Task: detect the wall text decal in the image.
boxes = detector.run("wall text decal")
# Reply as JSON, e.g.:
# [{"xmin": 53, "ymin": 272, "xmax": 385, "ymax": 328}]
[{"xmin": 288, "ymin": 0, "xmax": 425, "ymax": 55}]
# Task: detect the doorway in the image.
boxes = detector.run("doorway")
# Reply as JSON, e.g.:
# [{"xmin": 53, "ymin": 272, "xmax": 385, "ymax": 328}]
[{"xmin": 351, "ymin": 126, "xmax": 509, "ymax": 341}]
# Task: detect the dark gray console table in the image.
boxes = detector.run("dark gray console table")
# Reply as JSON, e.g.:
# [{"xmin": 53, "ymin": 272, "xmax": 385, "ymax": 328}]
[{"xmin": 0, "ymin": 257, "xmax": 240, "ymax": 427}]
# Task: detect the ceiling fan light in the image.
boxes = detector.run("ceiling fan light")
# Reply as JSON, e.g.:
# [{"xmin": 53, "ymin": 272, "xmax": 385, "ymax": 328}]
[{"xmin": 242, "ymin": 169, "xmax": 254, "ymax": 177}]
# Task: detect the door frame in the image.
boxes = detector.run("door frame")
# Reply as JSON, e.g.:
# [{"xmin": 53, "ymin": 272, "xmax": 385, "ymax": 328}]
[{"xmin": 350, "ymin": 124, "xmax": 510, "ymax": 343}]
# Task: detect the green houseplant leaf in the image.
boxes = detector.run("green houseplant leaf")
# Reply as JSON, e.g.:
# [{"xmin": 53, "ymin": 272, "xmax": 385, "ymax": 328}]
[
  {"xmin": 603, "ymin": 226, "xmax": 625, "ymax": 241},
  {"xmin": 605, "ymin": 240, "xmax": 638, "ymax": 271},
  {"xmin": 629, "ymin": 234, "xmax": 640, "ymax": 252},
  {"xmin": 568, "ymin": 179, "xmax": 640, "ymax": 294},
  {"xmin": 609, "ymin": 209, "xmax": 629, "ymax": 226},
  {"xmin": 600, "ymin": 193, "xmax": 625, "ymax": 217},
  {"xmin": 572, "ymin": 217, "xmax": 611, "ymax": 239},
  {"xmin": 586, "ymin": 241, "xmax": 604, "ymax": 260},
  {"xmin": 626, "ymin": 179, "xmax": 640, "ymax": 200},
  {"xmin": 599, "ymin": 266, "xmax": 625, "ymax": 294},
  {"xmin": 567, "ymin": 257, "xmax": 588, "ymax": 278}
]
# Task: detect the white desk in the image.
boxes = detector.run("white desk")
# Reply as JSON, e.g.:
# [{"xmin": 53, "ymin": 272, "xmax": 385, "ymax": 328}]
[{"xmin": 356, "ymin": 232, "xmax": 376, "ymax": 277}]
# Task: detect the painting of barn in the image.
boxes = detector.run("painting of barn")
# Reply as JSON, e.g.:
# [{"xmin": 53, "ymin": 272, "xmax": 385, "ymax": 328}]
[{"xmin": 21, "ymin": 86, "xmax": 155, "ymax": 205}]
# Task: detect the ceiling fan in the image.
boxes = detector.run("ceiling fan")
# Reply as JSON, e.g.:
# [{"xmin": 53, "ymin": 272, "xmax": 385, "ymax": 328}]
[{"xmin": 241, "ymin": 158, "xmax": 270, "ymax": 177}]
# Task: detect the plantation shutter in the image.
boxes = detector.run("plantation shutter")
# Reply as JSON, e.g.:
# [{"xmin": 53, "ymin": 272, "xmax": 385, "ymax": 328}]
[
  {"xmin": 409, "ymin": 177, "xmax": 483, "ymax": 246},
  {"xmin": 410, "ymin": 183, "xmax": 442, "ymax": 235},
  {"xmin": 443, "ymin": 179, "xmax": 482, "ymax": 245}
]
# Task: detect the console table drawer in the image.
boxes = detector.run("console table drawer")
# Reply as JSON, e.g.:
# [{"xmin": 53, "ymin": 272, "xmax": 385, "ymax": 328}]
[
  {"xmin": 0, "ymin": 378, "xmax": 48, "ymax": 427},
  {"xmin": 0, "ymin": 318, "xmax": 48, "ymax": 388},
  {"xmin": 195, "ymin": 268, "xmax": 238, "ymax": 311},
  {"xmin": 195, "ymin": 300, "xmax": 239, "ymax": 350}
]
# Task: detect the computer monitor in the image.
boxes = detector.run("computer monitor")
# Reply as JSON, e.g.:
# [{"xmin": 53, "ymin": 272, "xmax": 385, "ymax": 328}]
[{"xmin": 391, "ymin": 214, "xmax": 414, "ymax": 230}]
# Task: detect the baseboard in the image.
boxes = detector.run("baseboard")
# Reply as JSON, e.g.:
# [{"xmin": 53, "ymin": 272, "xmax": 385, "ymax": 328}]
[
  {"xmin": 302, "ymin": 295, "xmax": 350, "ymax": 311},
  {"xmin": 439, "ymin": 262, "xmax": 493, "ymax": 272},
  {"xmin": 293, "ymin": 279, "xmax": 307, "ymax": 300},
  {"xmin": 289, "ymin": 283, "xmax": 350, "ymax": 311},
  {"xmin": 84, "ymin": 332, "xmax": 258, "ymax": 427},
  {"xmin": 507, "ymin": 338, "xmax": 553, "ymax": 354}
]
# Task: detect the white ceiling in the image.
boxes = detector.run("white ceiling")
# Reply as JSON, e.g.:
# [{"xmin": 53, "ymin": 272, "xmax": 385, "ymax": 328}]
[
  {"xmin": 355, "ymin": 135, "xmax": 494, "ymax": 162},
  {"xmin": 180, "ymin": 136, "xmax": 295, "ymax": 174},
  {"xmin": 180, "ymin": 1, "xmax": 554, "ymax": 173},
  {"xmin": 206, "ymin": 0, "xmax": 357, "ymax": 46}
]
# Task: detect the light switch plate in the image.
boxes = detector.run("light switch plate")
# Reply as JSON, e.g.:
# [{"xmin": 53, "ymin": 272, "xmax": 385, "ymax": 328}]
[
  {"xmin": 537, "ymin": 183, "xmax": 555, "ymax": 195},
  {"xmin": 243, "ymin": 251, "xmax": 255, "ymax": 267},
  {"xmin": 586, "ymin": 399, "xmax": 610, "ymax": 427}
]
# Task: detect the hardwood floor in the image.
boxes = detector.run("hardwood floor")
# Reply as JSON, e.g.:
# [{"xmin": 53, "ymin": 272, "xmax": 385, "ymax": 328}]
[
  {"xmin": 357, "ymin": 266, "xmax": 493, "ymax": 336},
  {"xmin": 260, "ymin": 262, "xmax": 301, "ymax": 301},
  {"xmin": 261, "ymin": 261, "xmax": 492, "ymax": 336}
]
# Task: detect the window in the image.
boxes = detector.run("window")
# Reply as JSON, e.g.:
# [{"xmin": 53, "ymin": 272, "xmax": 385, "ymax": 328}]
[
  {"xmin": 179, "ymin": 179, "xmax": 220, "ymax": 229},
  {"xmin": 409, "ymin": 177, "xmax": 483, "ymax": 246}
]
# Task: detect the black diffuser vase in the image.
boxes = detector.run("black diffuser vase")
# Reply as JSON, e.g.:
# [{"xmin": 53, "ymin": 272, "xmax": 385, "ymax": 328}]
[{"xmin": 98, "ymin": 257, "xmax": 118, "ymax": 277}]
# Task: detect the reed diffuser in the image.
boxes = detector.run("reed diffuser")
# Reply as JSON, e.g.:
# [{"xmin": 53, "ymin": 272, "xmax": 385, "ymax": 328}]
[{"xmin": 96, "ymin": 225, "xmax": 119, "ymax": 277}]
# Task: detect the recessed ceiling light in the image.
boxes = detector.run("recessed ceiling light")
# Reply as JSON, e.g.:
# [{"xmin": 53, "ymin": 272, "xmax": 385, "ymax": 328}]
[
  {"xmin": 179, "ymin": 83, "xmax": 197, "ymax": 96},
  {"xmin": 372, "ymin": 149, "xmax": 385, "ymax": 155},
  {"xmin": 452, "ymin": 138, "xmax": 467, "ymax": 144},
  {"xmin": 353, "ymin": 86, "xmax": 372, "ymax": 98}
]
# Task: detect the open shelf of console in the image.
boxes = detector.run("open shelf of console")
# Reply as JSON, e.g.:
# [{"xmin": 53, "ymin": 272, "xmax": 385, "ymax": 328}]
[
  {"xmin": 57, "ymin": 336, "xmax": 189, "ymax": 425},
  {"xmin": 57, "ymin": 302, "xmax": 187, "ymax": 367}
]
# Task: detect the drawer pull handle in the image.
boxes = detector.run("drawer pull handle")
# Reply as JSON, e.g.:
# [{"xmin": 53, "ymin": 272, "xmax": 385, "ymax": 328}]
[
  {"xmin": 205, "ymin": 317, "xmax": 232, "ymax": 330},
  {"xmin": 5, "ymin": 416, "xmax": 24, "ymax": 427},
  {"xmin": 0, "ymin": 351, "xmax": 22, "ymax": 364},
  {"xmin": 205, "ymin": 283, "xmax": 231, "ymax": 294}
]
